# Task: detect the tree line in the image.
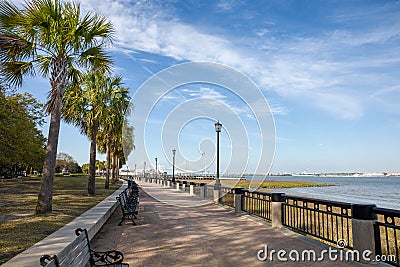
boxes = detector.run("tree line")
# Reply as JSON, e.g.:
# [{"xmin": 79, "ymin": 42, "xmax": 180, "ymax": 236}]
[
  {"xmin": 0, "ymin": 88, "xmax": 46, "ymax": 177},
  {"xmin": 0, "ymin": 0, "xmax": 134, "ymax": 214}
]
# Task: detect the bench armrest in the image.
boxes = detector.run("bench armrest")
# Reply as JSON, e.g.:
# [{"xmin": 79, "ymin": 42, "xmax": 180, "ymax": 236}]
[
  {"xmin": 40, "ymin": 254, "xmax": 59, "ymax": 267},
  {"xmin": 90, "ymin": 250, "xmax": 125, "ymax": 266}
]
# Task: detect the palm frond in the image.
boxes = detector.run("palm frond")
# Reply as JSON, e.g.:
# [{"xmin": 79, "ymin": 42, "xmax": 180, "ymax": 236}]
[
  {"xmin": 1, "ymin": 61, "xmax": 35, "ymax": 87},
  {"xmin": 36, "ymin": 55, "xmax": 52, "ymax": 77},
  {"xmin": 0, "ymin": 34, "xmax": 35, "ymax": 61},
  {"xmin": 0, "ymin": 0, "xmax": 22, "ymax": 29},
  {"xmin": 79, "ymin": 46, "xmax": 113, "ymax": 72},
  {"xmin": 78, "ymin": 11, "xmax": 114, "ymax": 46}
]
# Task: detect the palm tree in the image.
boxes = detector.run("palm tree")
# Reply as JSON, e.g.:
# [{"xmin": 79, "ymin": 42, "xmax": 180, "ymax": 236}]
[
  {"xmin": 63, "ymin": 72, "xmax": 130, "ymax": 195},
  {"xmin": 98, "ymin": 119, "xmax": 133, "ymax": 187},
  {"xmin": 96, "ymin": 78, "xmax": 131, "ymax": 188},
  {"xmin": 111, "ymin": 125, "xmax": 134, "ymax": 183},
  {"xmin": 0, "ymin": 0, "xmax": 114, "ymax": 213}
]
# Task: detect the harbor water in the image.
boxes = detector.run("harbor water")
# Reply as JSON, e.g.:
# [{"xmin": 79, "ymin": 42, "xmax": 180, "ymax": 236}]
[{"xmin": 246, "ymin": 175, "xmax": 400, "ymax": 210}]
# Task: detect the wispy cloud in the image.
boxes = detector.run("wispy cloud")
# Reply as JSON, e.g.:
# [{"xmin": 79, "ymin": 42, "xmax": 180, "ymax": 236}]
[
  {"xmin": 216, "ymin": 0, "xmax": 241, "ymax": 12},
  {"xmin": 80, "ymin": 1, "xmax": 400, "ymax": 119},
  {"xmin": 178, "ymin": 86, "xmax": 255, "ymax": 119}
]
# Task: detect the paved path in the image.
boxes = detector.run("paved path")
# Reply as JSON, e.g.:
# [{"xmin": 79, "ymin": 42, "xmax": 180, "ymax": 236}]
[{"xmin": 91, "ymin": 182, "xmax": 364, "ymax": 267}]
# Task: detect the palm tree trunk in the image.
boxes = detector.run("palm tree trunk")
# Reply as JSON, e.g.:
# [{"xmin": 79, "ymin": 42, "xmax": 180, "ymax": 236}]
[
  {"xmin": 111, "ymin": 154, "xmax": 116, "ymax": 182},
  {"xmin": 88, "ymin": 122, "xmax": 98, "ymax": 196},
  {"xmin": 105, "ymin": 137, "xmax": 110, "ymax": 189},
  {"xmin": 36, "ymin": 98, "xmax": 61, "ymax": 213},
  {"xmin": 116, "ymin": 157, "xmax": 120, "ymax": 182},
  {"xmin": 36, "ymin": 59, "xmax": 67, "ymax": 214}
]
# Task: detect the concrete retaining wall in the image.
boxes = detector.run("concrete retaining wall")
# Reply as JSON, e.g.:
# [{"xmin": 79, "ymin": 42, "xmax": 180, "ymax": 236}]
[{"xmin": 1, "ymin": 180, "xmax": 127, "ymax": 267}]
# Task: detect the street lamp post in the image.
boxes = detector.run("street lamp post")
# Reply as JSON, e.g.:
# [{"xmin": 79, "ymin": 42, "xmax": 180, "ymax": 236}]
[
  {"xmin": 214, "ymin": 121, "xmax": 222, "ymax": 190},
  {"xmin": 155, "ymin": 157, "xmax": 158, "ymax": 179},
  {"xmin": 143, "ymin": 161, "xmax": 146, "ymax": 180},
  {"xmin": 172, "ymin": 148, "xmax": 176, "ymax": 182}
]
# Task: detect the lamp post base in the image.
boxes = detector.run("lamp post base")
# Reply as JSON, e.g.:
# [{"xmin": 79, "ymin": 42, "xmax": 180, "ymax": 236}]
[{"xmin": 214, "ymin": 178, "xmax": 221, "ymax": 190}]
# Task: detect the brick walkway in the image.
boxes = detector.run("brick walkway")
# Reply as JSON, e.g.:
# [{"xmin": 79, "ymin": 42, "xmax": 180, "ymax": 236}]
[{"xmin": 91, "ymin": 182, "xmax": 365, "ymax": 267}]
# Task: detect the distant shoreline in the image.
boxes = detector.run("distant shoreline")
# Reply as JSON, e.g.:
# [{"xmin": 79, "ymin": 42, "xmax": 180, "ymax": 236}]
[
  {"xmin": 184, "ymin": 178, "xmax": 334, "ymax": 189},
  {"xmin": 249, "ymin": 173, "xmax": 400, "ymax": 178}
]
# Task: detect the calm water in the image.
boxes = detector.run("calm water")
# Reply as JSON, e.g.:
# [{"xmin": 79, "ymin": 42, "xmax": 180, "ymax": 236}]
[{"xmin": 245, "ymin": 176, "xmax": 400, "ymax": 210}]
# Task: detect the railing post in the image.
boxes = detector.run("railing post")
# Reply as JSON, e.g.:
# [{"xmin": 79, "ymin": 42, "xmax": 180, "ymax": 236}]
[
  {"xmin": 233, "ymin": 188, "xmax": 244, "ymax": 213},
  {"xmin": 199, "ymin": 183, "xmax": 206, "ymax": 198},
  {"xmin": 213, "ymin": 187, "xmax": 221, "ymax": 204},
  {"xmin": 351, "ymin": 204, "xmax": 377, "ymax": 263},
  {"xmin": 189, "ymin": 182, "xmax": 195, "ymax": 196},
  {"xmin": 182, "ymin": 181, "xmax": 187, "ymax": 192},
  {"xmin": 271, "ymin": 193, "xmax": 285, "ymax": 228}
]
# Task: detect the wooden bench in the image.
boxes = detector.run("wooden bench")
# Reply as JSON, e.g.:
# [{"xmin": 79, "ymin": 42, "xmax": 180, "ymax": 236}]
[
  {"xmin": 40, "ymin": 228, "xmax": 129, "ymax": 267},
  {"xmin": 116, "ymin": 187, "xmax": 139, "ymax": 226}
]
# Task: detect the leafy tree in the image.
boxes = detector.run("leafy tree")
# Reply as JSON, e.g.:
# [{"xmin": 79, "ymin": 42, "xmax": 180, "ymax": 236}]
[
  {"xmin": 0, "ymin": 91, "xmax": 46, "ymax": 177},
  {"xmin": 81, "ymin": 163, "xmax": 89, "ymax": 174},
  {"xmin": 55, "ymin": 152, "xmax": 81, "ymax": 173},
  {"xmin": 96, "ymin": 160, "xmax": 105, "ymax": 172},
  {"xmin": 0, "ymin": 0, "xmax": 114, "ymax": 213}
]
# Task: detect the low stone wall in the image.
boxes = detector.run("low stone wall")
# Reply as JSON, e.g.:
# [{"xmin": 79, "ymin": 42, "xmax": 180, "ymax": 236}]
[{"xmin": 2, "ymin": 180, "xmax": 127, "ymax": 267}]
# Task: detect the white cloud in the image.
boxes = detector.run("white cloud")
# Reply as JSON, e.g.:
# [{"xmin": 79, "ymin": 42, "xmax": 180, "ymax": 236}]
[
  {"xmin": 269, "ymin": 104, "xmax": 289, "ymax": 116},
  {"xmin": 198, "ymin": 87, "xmax": 226, "ymax": 101},
  {"xmin": 179, "ymin": 86, "xmax": 253, "ymax": 119},
  {"xmin": 79, "ymin": 0, "xmax": 400, "ymax": 120},
  {"xmin": 216, "ymin": 0, "xmax": 240, "ymax": 12},
  {"xmin": 254, "ymin": 28, "xmax": 269, "ymax": 37}
]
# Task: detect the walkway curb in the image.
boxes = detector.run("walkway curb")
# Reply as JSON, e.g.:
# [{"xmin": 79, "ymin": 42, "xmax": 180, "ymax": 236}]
[{"xmin": 1, "ymin": 180, "xmax": 127, "ymax": 267}]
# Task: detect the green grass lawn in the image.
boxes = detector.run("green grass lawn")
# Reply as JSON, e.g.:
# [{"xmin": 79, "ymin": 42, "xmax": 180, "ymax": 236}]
[{"xmin": 0, "ymin": 176, "xmax": 122, "ymax": 265}]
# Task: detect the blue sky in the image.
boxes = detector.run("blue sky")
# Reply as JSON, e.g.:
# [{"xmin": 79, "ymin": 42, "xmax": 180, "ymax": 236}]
[{"xmin": 16, "ymin": 0, "xmax": 400, "ymax": 174}]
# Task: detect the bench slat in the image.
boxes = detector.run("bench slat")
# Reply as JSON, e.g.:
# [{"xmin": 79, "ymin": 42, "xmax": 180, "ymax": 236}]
[
  {"xmin": 68, "ymin": 248, "xmax": 91, "ymax": 267},
  {"xmin": 59, "ymin": 240, "xmax": 90, "ymax": 267},
  {"xmin": 57, "ymin": 232, "xmax": 86, "ymax": 262},
  {"xmin": 44, "ymin": 260, "xmax": 58, "ymax": 267}
]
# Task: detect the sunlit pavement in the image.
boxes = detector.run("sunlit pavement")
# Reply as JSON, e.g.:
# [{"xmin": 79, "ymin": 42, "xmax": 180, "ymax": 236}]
[{"xmin": 91, "ymin": 181, "xmax": 368, "ymax": 267}]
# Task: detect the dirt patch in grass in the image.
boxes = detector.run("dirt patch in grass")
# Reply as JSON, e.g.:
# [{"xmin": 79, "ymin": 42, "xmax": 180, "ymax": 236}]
[{"xmin": 0, "ymin": 176, "xmax": 121, "ymax": 264}]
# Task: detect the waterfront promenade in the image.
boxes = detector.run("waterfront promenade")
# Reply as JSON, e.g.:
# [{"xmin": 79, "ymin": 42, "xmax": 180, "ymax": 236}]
[{"xmin": 91, "ymin": 181, "xmax": 366, "ymax": 267}]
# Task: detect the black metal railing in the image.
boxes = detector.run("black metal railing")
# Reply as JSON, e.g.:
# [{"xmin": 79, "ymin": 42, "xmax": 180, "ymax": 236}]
[
  {"xmin": 242, "ymin": 190, "xmax": 272, "ymax": 221},
  {"xmin": 374, "ymin": 207, "xmax": 400, "ymax": 266},
  {"xmin": 220, "ymin": 187, "xmax": 234, "ymax": 208},
  {"xmin": 283, "ymin": 196, "xmax": 352, "ymax": 249}
]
